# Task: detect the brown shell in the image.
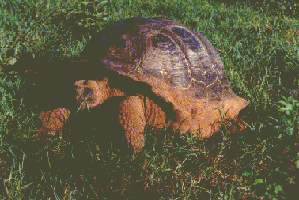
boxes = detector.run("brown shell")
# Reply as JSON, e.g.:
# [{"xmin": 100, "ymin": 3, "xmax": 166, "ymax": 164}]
[{"xmin": 83, "ymin": 17, "xmax": 237, "ymax": 102}]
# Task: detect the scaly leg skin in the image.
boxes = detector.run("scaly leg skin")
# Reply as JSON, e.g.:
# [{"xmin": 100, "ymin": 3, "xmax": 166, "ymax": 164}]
[
  {"xmin": 38, "ymin": 108, "xmax": 70, "ymax": 136},
  {"xmin": 118, "ymin": 96, "xmax": 146, "ymax": 153}
]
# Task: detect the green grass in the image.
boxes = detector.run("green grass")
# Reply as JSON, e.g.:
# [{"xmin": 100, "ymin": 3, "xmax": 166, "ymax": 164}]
[{"xmin": 0, "ymin": 0, "xmax": 298, "ymax": 199}]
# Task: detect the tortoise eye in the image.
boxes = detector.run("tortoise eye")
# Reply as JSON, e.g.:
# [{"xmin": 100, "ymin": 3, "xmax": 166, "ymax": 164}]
[{"xmin": 152, "ymin": 34, "xmax": 175, "ymax": 51}]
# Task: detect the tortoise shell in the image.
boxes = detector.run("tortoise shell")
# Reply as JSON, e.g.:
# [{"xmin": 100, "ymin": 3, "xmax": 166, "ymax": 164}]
[{"xmin": 82, "ymin": 17, "xmax": 237, "ymax": 103}]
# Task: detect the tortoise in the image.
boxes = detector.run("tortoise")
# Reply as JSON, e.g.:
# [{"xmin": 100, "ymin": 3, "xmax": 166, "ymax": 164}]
[
  {"xmin": 4, "ymin": 17, "xmax": 248, "ymax": 152},
  {"xmin": 75, "ymin": 17, "xmax": 249, "ymax": 152}
]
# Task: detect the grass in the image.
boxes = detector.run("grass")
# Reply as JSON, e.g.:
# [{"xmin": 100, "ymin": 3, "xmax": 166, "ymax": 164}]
[{"xmin": 0, "ymin": 0, "xmax": 298, "ymax": 199}]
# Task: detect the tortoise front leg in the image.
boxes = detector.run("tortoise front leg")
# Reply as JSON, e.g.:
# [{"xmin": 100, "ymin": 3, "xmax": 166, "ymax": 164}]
[{"xmin": 118, "ymin": 96, "xmax": 146, "ymax": 153}]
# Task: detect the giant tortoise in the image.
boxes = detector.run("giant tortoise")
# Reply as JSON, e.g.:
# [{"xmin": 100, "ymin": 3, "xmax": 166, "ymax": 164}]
[{"xmin": 4, "ymin": 17, "xmax": 248, "ymax": 153}]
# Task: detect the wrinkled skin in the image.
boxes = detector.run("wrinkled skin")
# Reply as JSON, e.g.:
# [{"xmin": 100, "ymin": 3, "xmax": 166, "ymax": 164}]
[
  {"xmin": 37, "ymin": 108, "xmax": 70, "ymax": 136},
  {"xmin": 73, "ymin": 75, "xmax": 168, "ymax": 152}
]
